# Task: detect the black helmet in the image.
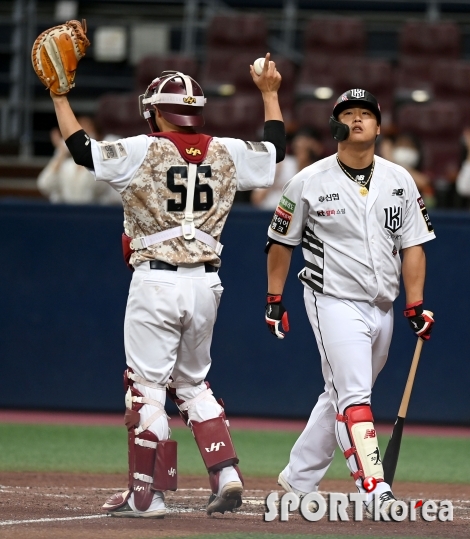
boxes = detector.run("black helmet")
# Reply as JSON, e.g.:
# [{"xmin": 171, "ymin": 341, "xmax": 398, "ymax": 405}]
[
  {"xmin": 139, "ymin": 71, "xmax": 206, "ymax": 132},
  {"xmin": 329, "ymin": 89, "xmax": 381, "ymax": 142}
]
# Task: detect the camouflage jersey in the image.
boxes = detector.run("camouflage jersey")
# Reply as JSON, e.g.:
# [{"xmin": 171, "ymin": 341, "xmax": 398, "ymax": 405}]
[{"xmin": 90, "ymin": 134, "xmax": 276, "ymax": 266}]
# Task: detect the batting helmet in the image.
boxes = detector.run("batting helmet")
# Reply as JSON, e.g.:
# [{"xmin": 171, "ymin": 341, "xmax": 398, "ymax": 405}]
[
  {"xmin": 329, "ymin": 89, "xmax": 381, "ymax": 142},
  {"xmin": 139, "ymin": 71, "xmax": 206, "ymax": 131}
]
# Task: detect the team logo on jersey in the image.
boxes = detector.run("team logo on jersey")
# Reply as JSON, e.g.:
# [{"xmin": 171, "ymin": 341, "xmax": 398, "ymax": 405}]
[
  {"xmin": 318, "ymin": 193, "xmax": 339, "ymax": 202},
  {"xmin": 98, "ymin": 141, "xmax": 127, "ymax": 160},
  {"xmin": 271, "ymin": 195, "xmax": 296, "ymax": 235},
  {"xmin": 384, "ymin": 206, "xmax": 403, "ymax": 233},
  {"xmin": 183, "ymin": 96, "xmax": 197, "ymax": 104},
  {"xmin": 392, "ymin": 188, "xmax": 404, "ymax": 196},
  {"xmin": 417, "ymin": 197, "xmax": 434, "ymax": 232},
  {"xmin": 351, "ymin": 89, "xmax": 366, "ymax": 99},
  {"xmin": 186, "ymin": 147, "xmax": 202, "ymax": 156}
]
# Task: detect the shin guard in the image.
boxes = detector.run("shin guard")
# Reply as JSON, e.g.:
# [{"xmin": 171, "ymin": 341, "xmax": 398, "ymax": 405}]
[
  {"xmin": 337, "ymin": 404, "xmax": 384, "ymax": 485},
  {"xmin": 124, "ymin": 369, "xmax": 177, "ymax": 512}
]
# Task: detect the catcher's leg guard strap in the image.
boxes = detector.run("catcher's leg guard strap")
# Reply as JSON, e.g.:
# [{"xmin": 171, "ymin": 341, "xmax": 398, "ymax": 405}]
[
  {"xmin": 191, "ymin": 415, "xmax": 239, "ymax": 471},
  {"xmin": 337, "ymin": 404, "xmax": 384, "ymax": 483},
  {"xmin": 124, "ymin": 369, "xmax": 177, "ymax": 512}
]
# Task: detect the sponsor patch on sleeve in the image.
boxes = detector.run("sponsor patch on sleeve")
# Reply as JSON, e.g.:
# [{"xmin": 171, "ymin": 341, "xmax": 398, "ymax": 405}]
[
  {"xmin": 98, "ymin": 141, "xmax": 127, "ymax": 160},
  {"xmin": 417, "ymin": 197, "xmax": 434, "ymax": 232},
  {"xmin": 270, "ymin": 195, "xmax": 296, "ymax": 235},
  {"xmin": 244, "ymin": 141, "xmax": 268, "ymax": 153}
]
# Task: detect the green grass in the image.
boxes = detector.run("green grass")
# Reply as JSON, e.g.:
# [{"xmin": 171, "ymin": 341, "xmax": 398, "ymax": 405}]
[{"xmin": 0, "ymin": 423, "xmax": 469, "ymax": 484}]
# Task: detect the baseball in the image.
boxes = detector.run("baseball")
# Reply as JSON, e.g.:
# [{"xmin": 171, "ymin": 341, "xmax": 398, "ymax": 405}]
[{"xmin": 253, "ymin": 57, "xmax": 265, "ymax": 75}]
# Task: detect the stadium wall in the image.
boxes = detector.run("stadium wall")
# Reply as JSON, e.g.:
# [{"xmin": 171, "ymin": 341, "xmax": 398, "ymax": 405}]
[{"xmin": 1, "ymin": 202, "xmax": 468, "ymax": 424}]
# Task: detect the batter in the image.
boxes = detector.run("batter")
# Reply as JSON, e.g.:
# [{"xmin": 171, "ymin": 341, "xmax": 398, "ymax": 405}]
[
  {"xmin": 264, "ymin": 89, "xmax": 435, "ymax": 516},
  {"xmin": 48, "ymin": 55, "xmax": 285, "ymax": 518}
]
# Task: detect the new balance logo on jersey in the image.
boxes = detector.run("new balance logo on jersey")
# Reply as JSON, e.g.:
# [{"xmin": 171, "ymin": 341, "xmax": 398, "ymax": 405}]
[
  {"xmin": 183, "ymin": 96, "xmax": 196, "ymax": 104},
  {"xmin": 205, "ymin": 441, "xmax": 226, "ymax": 452},
  {"xmin": 168, "ymin": 467, "xmax": 176, "ymax": 477},
  {"xmin": 351, "ymin": 89, "xmax": 366, "ymax": 98},
  {"xmin": 384, "ymin": 206, "xmax": 403, "ymax": 233},
  {"xmin": 355, "ymin": 175, "xmax": 365, "ymax": 182},
  {"xmin": 392, "ymin": 188, "xmax": 404, "ymax": 196},
  {"xmin": 186, "ymin": 147, "xmax": 202, "ymax": 156},
  {"xmin": 364, "ymin": 429, "xmax": 376, "ymax": 439},
  {"xmin": 134, "ymin": 485, "xmax": 145, "ymax": 491}
]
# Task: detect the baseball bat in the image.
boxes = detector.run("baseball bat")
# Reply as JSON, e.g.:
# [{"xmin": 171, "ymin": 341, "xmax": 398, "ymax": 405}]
[{"xmin": 382, "ymin": 316, "xmax": 432, "ymax": 487}]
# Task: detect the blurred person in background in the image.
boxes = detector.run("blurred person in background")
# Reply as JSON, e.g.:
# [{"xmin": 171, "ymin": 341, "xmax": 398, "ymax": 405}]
[
  {"xmin": 455, "ymin": 128, "xmax": 470, "ymax": 206},
  {"xmin": 251, "ymin": 127, "xmax": 325, "ymax": 209},
  {"xmin": 378, "ymin": 132, "xmax": 434, "ymax": 207},
  {"xmin": 37, "ymin": 116, "xmax": 122, "ymax": 205}
]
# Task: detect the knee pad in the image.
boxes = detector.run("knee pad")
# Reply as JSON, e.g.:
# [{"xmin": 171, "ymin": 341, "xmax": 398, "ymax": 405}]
[
  {"xmin": 124, "ymin": 369, "xmax": 177, "ymax": 511},
  {"xmin": 336, "ymin": 404, "xmax": 384, "ymax": 484}
]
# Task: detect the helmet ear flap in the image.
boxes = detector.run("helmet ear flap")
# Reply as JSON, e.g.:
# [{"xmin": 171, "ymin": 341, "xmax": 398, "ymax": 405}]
[{"xmin": 329, "ymin": 115, "xmax": 349, "ymax": 142}]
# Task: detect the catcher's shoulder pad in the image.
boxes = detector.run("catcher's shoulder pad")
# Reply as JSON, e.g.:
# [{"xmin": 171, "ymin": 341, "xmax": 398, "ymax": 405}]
[{"xmin": 31, "ymin": 19, "xmax": 90, "ymax": 95}]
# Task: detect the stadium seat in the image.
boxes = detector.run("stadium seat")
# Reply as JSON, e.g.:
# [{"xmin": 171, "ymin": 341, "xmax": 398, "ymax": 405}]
[
  {"xmin": 135, "ymin": 55, "xmax": 199, "ymax": 93},
  {"xmin": 431, "ymin": 59, "xmax": 470, "ymax": 102},
  {"xmin": 206, "ymin": 13, "xmax": 267, "ymax": 51},
  {"xmin": 399, "ymin": 21, "xmax": 461, "ymax": 59},
  {"xmin": 396, "ymin": 101, "xmax": 463, "ymax": 177},
  {"xmin": 394, "ymin": 57, "xmax": 435, "ymax": 102},
  {"xmin": 203, "ymin": 93, "xmax": 264, "ymax": 140},
  {"xmin": 303, "ymin": 17, "xmax": 366, "ymax": 56},
  {"xmin": 95, "ymin": 92, "xmax": 147, "ymax": 138},
  {"xmin": 294, "ymin": 100, "xmax": 337, "ymax": 154}
]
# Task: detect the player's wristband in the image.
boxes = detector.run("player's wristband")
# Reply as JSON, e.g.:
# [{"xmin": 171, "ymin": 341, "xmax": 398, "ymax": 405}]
[
  {"xmin": 403, "ymin": 300, "xmax": 423, "ymax": 318},
  {"xmin": 267, "ymin": 293, "xmax": 282, "ymax": 304}
]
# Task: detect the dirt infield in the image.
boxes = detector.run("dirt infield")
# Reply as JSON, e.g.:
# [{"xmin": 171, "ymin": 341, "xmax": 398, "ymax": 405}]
[{"xmin": 1, "ymin": 472, "xmax": 469, "ymax": 539}]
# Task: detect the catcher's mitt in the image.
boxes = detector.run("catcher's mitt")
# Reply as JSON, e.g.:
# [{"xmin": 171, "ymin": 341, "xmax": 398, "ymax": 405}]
[{"xmin": 31, "ymin": 19, "xmax": 90, "ymax": 95}]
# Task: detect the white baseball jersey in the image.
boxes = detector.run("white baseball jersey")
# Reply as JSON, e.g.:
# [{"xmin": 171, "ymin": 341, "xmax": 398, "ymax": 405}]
[
  {"xmin": 267, "ymin": 153, "xmax": 436, "ymax": 303},
  {"xmin": 90, "ymin": 135, "xmax": 276, "ymax": 266}
]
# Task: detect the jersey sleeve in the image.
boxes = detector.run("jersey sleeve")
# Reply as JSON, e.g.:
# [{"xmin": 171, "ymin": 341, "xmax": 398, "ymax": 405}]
[
  {"xmin": 215, "ymin": 138, "xmax": 276, "ymax": 191},
  {"xmin": 401, "ymin": 174, "xmax": 436, "ymax": 249},
  {"xmin": 90, "ymin": 135, "xmax": 152, "ymax": 193},
  {"xmin": 267, "ymin": 172, "xmax": 308, "ymax": 247}
]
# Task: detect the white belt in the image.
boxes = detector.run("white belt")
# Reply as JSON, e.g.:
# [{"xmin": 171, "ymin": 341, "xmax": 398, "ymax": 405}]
[{"xmin": 130, "ymin": 225, "xmax": 223, "ymax": 256}]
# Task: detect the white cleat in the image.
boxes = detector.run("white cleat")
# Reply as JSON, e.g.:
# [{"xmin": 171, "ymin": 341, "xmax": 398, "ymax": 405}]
[
  {"xmin": 277, "ymin": 472, "xmax": 318, "ymax": 513},
  {"xmin": 365, "ymin": 490, "xmax": 401, "ymax": 520}
]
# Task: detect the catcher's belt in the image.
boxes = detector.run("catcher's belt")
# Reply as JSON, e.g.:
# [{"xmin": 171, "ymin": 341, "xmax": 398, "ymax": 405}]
[{"xmin": 31, "ymin": 19, "xmax": 90, "ymax": 95}]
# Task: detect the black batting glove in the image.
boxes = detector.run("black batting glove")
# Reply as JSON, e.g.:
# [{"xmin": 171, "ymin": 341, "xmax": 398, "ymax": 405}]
[
  {"xmin": 404, "ymin": 301, "xmax": 434, "ymax": 340},
  {"xmin": 265, "ymin": 294, "xmax": 290, "ymax": 339}
]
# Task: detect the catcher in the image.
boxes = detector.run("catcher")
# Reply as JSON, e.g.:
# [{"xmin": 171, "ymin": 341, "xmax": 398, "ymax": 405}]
[{"xmin": 32, "ymin": 21, "xmax": 285, "ymax": 518}]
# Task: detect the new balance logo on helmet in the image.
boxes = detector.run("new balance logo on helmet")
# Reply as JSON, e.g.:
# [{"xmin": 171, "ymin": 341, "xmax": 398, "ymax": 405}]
[
  {"xmin": 183, "ymin": 96, "xmax": 197, "ymax": 104},
  {"xmin": 186, "ymin": 147, "xmax": 201, "ymax": 156},
  {"xmin": 364, "ymin": 429, "xmax": 376, "ymax": 439},
  {"xmin": 205, "ymin": 441, "xmax": 226, "ymax": 452},
  {"xmin": 168, "ymin": 467, "xmax": 176, "ymax": 477},
  {"xmin": 351, "ymin": 89, "xmax": 366, "ymax": 98}
]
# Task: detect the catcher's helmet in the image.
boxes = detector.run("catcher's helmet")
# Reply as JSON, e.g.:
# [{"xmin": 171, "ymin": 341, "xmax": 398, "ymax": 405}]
[
  {"xmin": 329, "ymin": 89, "xmax": 381, "ymax": 142},
  {"xmin": 139, "ymin": 71, "xmax": 206, "ymax": 131}
]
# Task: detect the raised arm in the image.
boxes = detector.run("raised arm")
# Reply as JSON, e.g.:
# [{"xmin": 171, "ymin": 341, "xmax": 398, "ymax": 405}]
[{"xmin": 250, "ymin": 53, "xmax": 286, "ymax": 163}]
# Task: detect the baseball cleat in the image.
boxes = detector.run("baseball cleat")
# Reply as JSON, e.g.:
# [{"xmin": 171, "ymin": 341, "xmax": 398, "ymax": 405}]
[
  {"xmin": 277, "ymin": 472, "xmax": 318, "ymax": 513},
  {"xmin": 365, "ymin": 490, "xmax": 401, "ymax": 520},
  {"xmin": 206, "ymin": 480, "xmax": 243, "ymax": 515},
  {"xmin": 102, "ymin": 490, "xmax": 166, "ymax": 519}
]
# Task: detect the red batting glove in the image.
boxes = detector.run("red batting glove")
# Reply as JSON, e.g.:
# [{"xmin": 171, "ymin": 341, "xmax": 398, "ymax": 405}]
[
  {"xmin": 404, "ymin": 301, "xmax": 434, "ymax": 340},
  {"xmin": 265, "ymin": 294, "xmax": 290, "ymax": 339}
]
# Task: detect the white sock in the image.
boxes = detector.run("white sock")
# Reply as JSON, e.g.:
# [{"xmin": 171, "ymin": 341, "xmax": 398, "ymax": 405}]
[
  {"xmin": 128, "ymin": 490, "xmax": 165, "ymax": 513},
  {"xmin": 218, "ymin": 466, "xmax": 241, "ymax": 495}
]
